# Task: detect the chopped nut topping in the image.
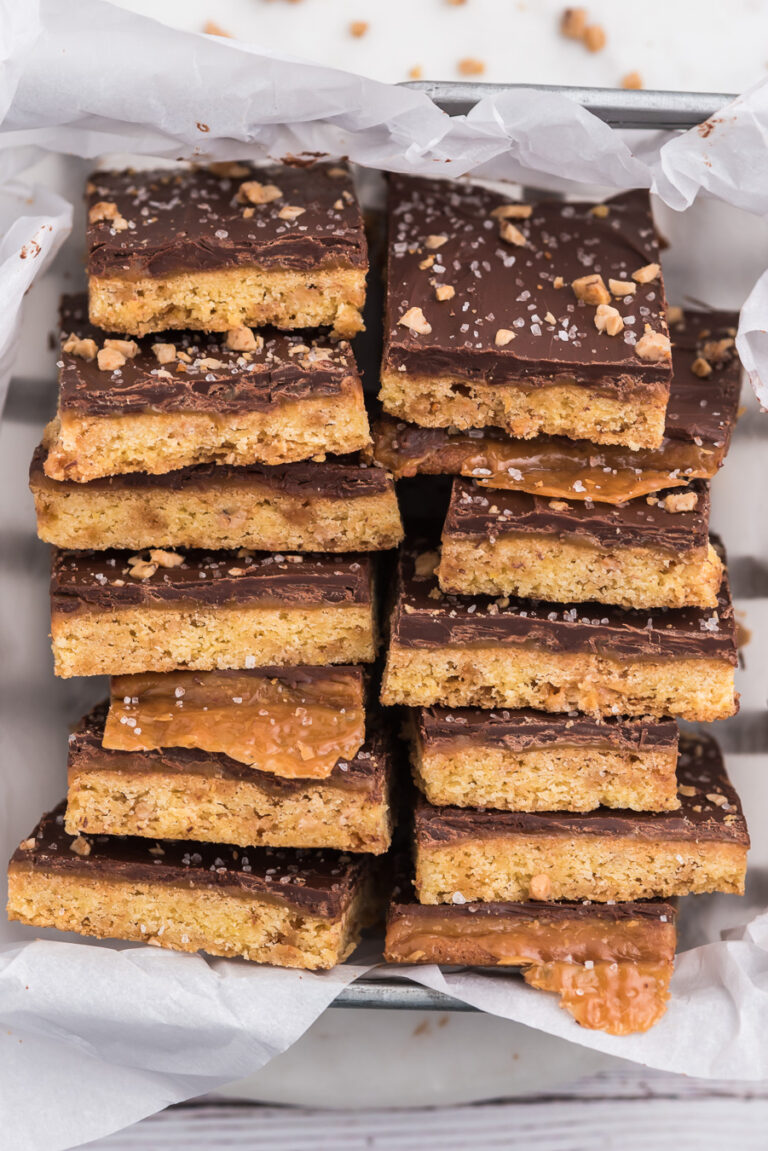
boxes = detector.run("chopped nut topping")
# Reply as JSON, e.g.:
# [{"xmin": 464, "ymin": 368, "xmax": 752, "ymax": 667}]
[
  {"xmin": 571, "ymin": 273, "xmax": 611, "ymax": 306},
  {"xmin": 548, "ymin": 500, "xmax": 570, "ymax": 511},
  {"xmin": 104, "ymin": 338, "xmax": 139, "ymax": 359},
  {"xmin": 632, "ymin": 262, "xmax": 661, "ymax": 284},
  {"xmin": 560, "ymin": 7, "xmax": 587, "ymax": 39},
  {"xmin": 63, "ymin": 333, "xmax": 98, "ymax": 360},
  {"xmin": 662, "ymin": 491, "xmax": 698, "ymax": 513},
  {"xmin": 544, "ymin": 311, "xmax": 556, "ymax": 325},
  {"xmin": 69, "ymin": 836, "xmax": 91, "ymax": 856},
  {"xmin": 399, "ymin": 306, "xmax": 432, "ymax": 335},
  {"xmin": 327, "ymin": 167, "xmax": 348, "ymax": 178},
  {"xmin": 529, "ymin": 873, "xmax": 552, "ymax": 900},
  {"xmin": 242, "ymin": 206, "xmax": 255, "ymax": 219},
  {"xmin": 622, "ymin": 71, "xmax": 643, "ymax": 90},
  {"xmin": 349, "ymin": 20, "xmax": 368, "ymax": 36},
  {"xmin": 583, "ymin": 23, "xmax": 606, "ymax": 52},
  {"xmin": 128, "ymin": 560, "xmax": 158, "ymax": 580},
  {"xmin": 149, "ymin": 548, "xmax": 185, "ymax": 568},
  {"xmin": 333, "ymin": 302, "xmax": 364, "ymax": 337},
  {"xmin": 635, "ymin": 326, "xmax": 672, "ymax": 362},
  {"xmin": 225, "ymin": 326, "xmax": 260, "ymax": 352},
  {"xmin": 553, "ymin": 275, "xmax": 565, "ymax": 290},
  {"xmin": 208, "ymin": 162, "xmax": 250, "ymax": 178},
  {"xmin": 495, "ymin": 328, "xmax": 516, "ymax": 347},
  {"xmin": 424, "ymin": 234, "xmax": 448, "ymax": 249},
  {"xmin": 414, "ymin": 550, "xmax": 440, "ymax": 577},
  {"xmin": 701, "ymin": 338, "xmax": 735, "ymax": 365},
  {"xmin": 237, "ymin": 180, "xmax": 282, "ymax": 205},
  {"xmin": 19, "ymin": 838, "xmax": 36, "ymax": 851},
  {"xmin": 667, "ymin": 305, "xmax": 684, "ymax": 325},
  {"xmin": 491, "ymin": 203, "xmax": 532, "ymax": 220},
  {"xmin": 435, "ymin": 284, "xmax": 455, "ymax": 302},
  {"xmin": 499, "ymin": 220, "xmax": 527, "ymax": 247},
  {"xmin": 678, "ymin": 784, "xmax": 698, "ymax": 797},
  {"xmin": 706, "ymin": 792, "xmax": 729, "ymax": 807},
  {"xmin": 97, "ymin": 347, "xmax": 126, "ymax": 372},
  {"xmin": 457, "ymin": 57, "xmax": 485, "ymax": 75},
  {"xmin": 89, "ymin": 201, "xmax": 129, "ymax": 231},
  {"xmin": 590, "ymin": 203, "xmax": 609, "ymax": 218},
  {"xmin": 152, "ymin": 342, "xmax": 177, "ymax": 364},
  {"xmin": 333, "ymin": 198, "xmax": 345, "ymax": 210},
  {"xmin": 198, "ymin": 357, "xmax": 224, "ymax": 370},
  {"xmin": 691, "ymin": 356, "xmax": 712, "ymax": 378},
  {"xmin": 609, "ymin": 278, "xmax": 636, "ymax": 297},
  {"xmin": 419, "ymin": 254, "xmax": 435, "ymax": 270},
  {"xmin": 277, "ymin": 204, "xmax": 306, "ymax": 221},
  {"xmin": 594, "ymin": 303, "xmax": 624, "ymax": 336}
]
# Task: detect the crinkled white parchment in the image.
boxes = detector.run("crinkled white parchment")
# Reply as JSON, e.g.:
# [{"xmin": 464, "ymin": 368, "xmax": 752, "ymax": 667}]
[{"xmin": 1, "ymin": 3, "xmax": 768, "ymax": 1147}]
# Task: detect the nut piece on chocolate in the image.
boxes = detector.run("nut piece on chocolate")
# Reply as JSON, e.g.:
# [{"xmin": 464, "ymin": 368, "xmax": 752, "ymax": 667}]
[
  {"xmin": 380, "ymin": 544, "xmax": 738, "ymax": 721},
  {"xmin": 413, "ymin": 733, "xmax": 748, "ymax": 905},
  {"xmin": 30, "ymin": 444, "xmax": 403, "ymax": 554},
  {"xmin": 65, "ymin": 701, "xmax": 394, "ymax": 854},
  {"xmin": 8, "ymin": 803, "xmax": 378, "ymax": 969},
  {"xmin": 45, "ymin": 296, "xmax": 371, "ymax": 483},
  {"xmin": 50, "ymin": 548, "xmax": 378, "ymax": 678},
  {"xmin": 370, "ymin": 309, "xmax": 742, "ymax": 504},
  {"xmin": 86, "ymin": 162, "xmax": 367, "ymax": 337},
  {"xmin": 437, "ymin": 477, "xmax": 723, "ymax": 610},
  {"xmin": 381, "ymin": 178, "xmax": 671, "ymax": 451},
  {"xmin": 410, "ymin": 707, "xmax": 680, "ymax": 812},
  {"xmin": 385, "ymin": 886, "xmax": 677, "ymax": 1034}
]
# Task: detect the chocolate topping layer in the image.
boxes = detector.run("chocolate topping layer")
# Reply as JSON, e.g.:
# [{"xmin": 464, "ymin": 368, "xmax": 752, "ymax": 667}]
[
  {"xmin": 391, "ymin": 545, "xmax": 736, "ymax": 662},
  {"xmin": 58, "ymin": 295, "xmax": 360, "ymax": 416},
  {"xmin": 31, "ymin": 442, "xmax": 391, "ymax": 499},
  {"xmin": 388, "ymin": 889, "xmax": 678, "ymax": 927},
  {"xmin": 443, "ymin": 478, "xmax": 711, "ymax": 553},
  {"xmin": 50, "ymin": 549, "xmax": 373, "ymax": 614},
  {"xmin": 72, "ymin": 702, "xmax": 389, "ymax": 798},
  {"xmin": 12, "ymin": 802, "xmax": 370, "ymax": 918},
  {"xmin": 417, "ymin": 707, "xmax": 678, "ymax": 754},
  {"xmin": 664, "ymin": 310, "xmax": 741, "ymax": 443},
  {"xmin": 415, "ymin": 735, "xmax": 748, "ymax": 847},
  {"xmin": 87, "ymin": 162, "xmax": 367, "ymax": 278},
  {"xmin": 385, "ymin": 179, "xmax": 670, "ymax": 390}
]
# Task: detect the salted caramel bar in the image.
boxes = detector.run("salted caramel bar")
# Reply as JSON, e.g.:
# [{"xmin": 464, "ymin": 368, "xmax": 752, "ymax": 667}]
[
  {"xmin": 371, "ymin": 309, "xmax": 741, "ymax": 503},
  {"xmin": 30, "ymin": 446, "xmax": 402, "ymax": 553},
  {"xmin": 50, "ymin": 549, "xmax": 377, "ymax": 678},
  {"xmin": 87, "ymin": 162, "xmax": 367, "ymax": 337},
  {"xmin": 380, "ymin": 547, "xmax": 737, "ymax": 721},
  {"xmin": 381, "ymin": 179, "xmax": 671, "ymax": 450},
  {"xmin": 437, "ymin": 478, "xmax": 722, "ymax": 609},
  {"xmin": 8, "ymin": 804, "xmax": 377, "ymax": 969},
  {"xmin": 65, "ymin": 703, "xmax": 393, "ymax": 853},
  {"xmin": 104, "ymin": 667, "xmax": 366, "ymax": 778},
  {"xmin": 414, "ymin": 734, "xmax": 748, "ymax": 905},
  {"xmin": 44, "ymin": 296, "xmax": 370, "ymax": 484},
  {"xmin": 385, "ymin": 888, "xmax": 677, "ymax": 1034},
  {"xmin": 410, "ymin": 708, "xmax": 680, "ymax": 812}
]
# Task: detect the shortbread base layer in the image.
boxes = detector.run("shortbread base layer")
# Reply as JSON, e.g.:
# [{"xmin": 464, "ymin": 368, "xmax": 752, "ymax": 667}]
[
  {"xmin": 414, "ymin": 836, "xmax": 747, "ymax": 904},
  {"xmin": 88, "ymin": 266, "xmax": 366, "ymax": 337},
  {"xmin": 32, "ymin": 473, "xmax": 403, "ymax": 553},
  {"xmin": 51, "ymin": 603, "xmax": 377, "ymax": 678},
  {"xmin": 7, "ymin": 866, "xmax": 368, "ymax": 970},
  {"xmin": 381, "ymin": 644, "xmax": 736, "ymax": 722},
  {"xmin": 411, "ymin": 739, "xmax": 680, "ymax": 813},
  {"xmin": 42, "ymin": 386, "xmax": 371, "ymax": 483},
  {"xmin": 437, "ymin": 535, "xmax": 723, "ymax": 611},
  {"xmin": 65, "ymin": 769, "xmax": 392, "ymax": 853},
  {"xmin": 379, "ymin": 369, "xmax": 667, "ymax": 451}
]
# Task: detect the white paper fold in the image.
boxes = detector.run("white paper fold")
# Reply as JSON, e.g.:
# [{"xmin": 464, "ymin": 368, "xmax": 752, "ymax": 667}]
[{"xmin": 1, "ymin": 2, "xmax": 768, "ymax": 1145}]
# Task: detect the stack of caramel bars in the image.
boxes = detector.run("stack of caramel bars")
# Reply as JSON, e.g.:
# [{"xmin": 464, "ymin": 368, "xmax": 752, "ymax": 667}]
[
  {"xmin": 7, "ymin": 163, "xmax": 750, "ymax": 1036},
  {"xmin": 376, "ymin": 177, "xmax": 748, "ymax": 1034},
  {"xmin": 10, "ymin": 161, "xmax": 404, "ymax": 971}
]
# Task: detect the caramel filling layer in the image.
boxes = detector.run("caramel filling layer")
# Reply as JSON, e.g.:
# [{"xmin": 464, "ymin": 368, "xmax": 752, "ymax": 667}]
[
  {"xmin": 104, "ymin": 669, "xmax": 365, "ymax": 779},
  {"xmin": 523, "ymin": 959, "xmax": 673, "ymax": 1035}
]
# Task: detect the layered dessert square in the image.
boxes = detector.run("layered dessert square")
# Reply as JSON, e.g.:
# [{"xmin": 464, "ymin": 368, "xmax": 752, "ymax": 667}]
[
  {"xmin": 50, "ymin": 548, "xmax": 377, "ymax": 677},
  {"xmin": 371, "ymin": 308, "xmax": 741, "ymax": 503},
  {"xmin": 413, "ymin": 735, "xmax": 748, "ymax": 904},
  {"xmin": 65, "ymin": 702, "xmax": 393, "ymax": 853},
  {"xmin": 437, "ymin": 477, "xmax": 722, "ymax": 609},
  {"xmin": 8, "ymin": 804, "xmax": 377, "ymax": 969},
  {"xmin": 30, "ymin": 447, "xmax": 402, "ymax": 553},
  {"xmin": 380, "ymin": 547, "xmax": 738, "ymax": 720},
  {"xmin": 381, "ymin": 179, "xmax": 671, "ymax": 449},
  {"xmin": 410, "ymin": 707, "xmax": 680, "ymax": 812},
  {"xmin": 44, "ymin": 296, "xmax": 371, "ymax": 484},
  {"xmin": 385, "ymin": 886, "xmax": 677, "ymax": 1034},
  {"xmin": 86, "ymin": 162, "xmax": 367, "ymax": 336}
]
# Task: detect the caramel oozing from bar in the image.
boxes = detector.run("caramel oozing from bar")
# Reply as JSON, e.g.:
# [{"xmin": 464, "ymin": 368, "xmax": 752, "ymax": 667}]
[
  {"xmin": 104, "ymin": 669, "xmax": 365, "ymax": 779},
  {"xmin": 523, "ymin": 959, "xmax": 673, "ymax": 1035}
]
